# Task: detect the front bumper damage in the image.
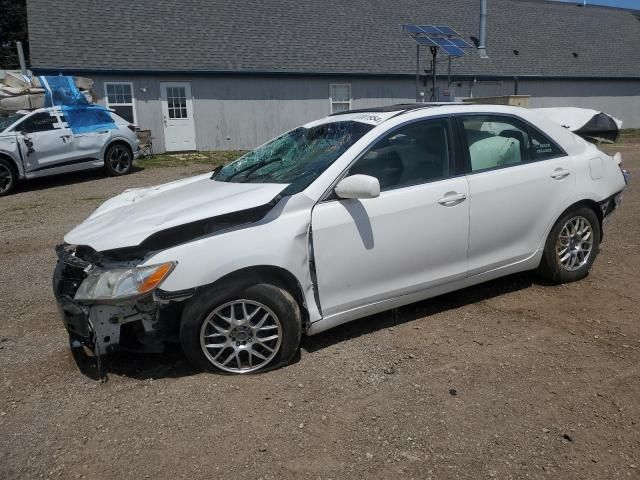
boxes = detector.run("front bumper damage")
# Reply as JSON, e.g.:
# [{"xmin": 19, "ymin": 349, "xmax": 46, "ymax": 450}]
[{"xmin": 52, "ymin": 244, "xmax": 192, "ymax": 380}]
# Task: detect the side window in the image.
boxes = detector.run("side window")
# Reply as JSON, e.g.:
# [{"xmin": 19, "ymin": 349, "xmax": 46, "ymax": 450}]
[
  {"xmin": 19, "ymin": 112, "xmax": 60, "ymax": 133},
  {"xmin": 528, "ymin": 127, "xmax": 564, "ymax": 161},
  {"xmin": 348, "ymin": 119, "xmax": 451, "ymax": 191},
  {"xmin": 105, "ymin": 82, "xmax": 136, "ymax": 124},
  {"xmin": 461, "ymin": 115, "xmax": 529, "ymax": 172},
  {"xmin": 330, "ymin": 84, "xmax": 351, "ymax": 114}
]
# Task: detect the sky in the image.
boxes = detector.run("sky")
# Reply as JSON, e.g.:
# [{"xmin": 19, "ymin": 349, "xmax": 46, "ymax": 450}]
[{"xmin": 555, "ymin": 0, "xmax": 640, "ymax": 9}]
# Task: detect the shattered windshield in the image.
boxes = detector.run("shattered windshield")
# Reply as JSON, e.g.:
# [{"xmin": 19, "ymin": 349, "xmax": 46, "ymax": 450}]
[
  {"xmin": 215, "ymin": 121, "xmax": 374, "ymax": 193},
  {"xmin": 0, "ymin": 113, "xmax": 26, "ymax": 132}
]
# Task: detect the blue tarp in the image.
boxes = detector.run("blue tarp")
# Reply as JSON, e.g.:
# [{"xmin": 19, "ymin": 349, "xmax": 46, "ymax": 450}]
[{"xmin": 39, "ymin": 76, "xmax": 117, "ymax": 134}]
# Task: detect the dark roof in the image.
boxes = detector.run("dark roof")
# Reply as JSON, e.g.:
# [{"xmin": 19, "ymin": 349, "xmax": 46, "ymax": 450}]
[{"xmin": 27, "ymin": 0, "xmax": 640, "ymax": 78}]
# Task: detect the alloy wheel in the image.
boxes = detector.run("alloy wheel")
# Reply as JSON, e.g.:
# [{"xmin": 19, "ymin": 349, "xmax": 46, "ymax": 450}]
[
  {"xmin": 555, "ymin": 215, "xmax": 594, "ymax": 272},
  {"xmin": 0, "ymin": 163, "xmax": 13, "ymax": 194},
  {"xmin": 109, "ymin": 146, "xmax": 131, "ymax": 174},
  {"xmin": 199, "ymin": 300, "xmax": 282, "ymax": 373}
]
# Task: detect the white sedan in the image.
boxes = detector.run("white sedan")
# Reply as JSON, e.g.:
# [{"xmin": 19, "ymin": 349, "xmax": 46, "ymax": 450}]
[{"xmin": 53, "ymin": 104, "xmax": 627, "ymax": 377}]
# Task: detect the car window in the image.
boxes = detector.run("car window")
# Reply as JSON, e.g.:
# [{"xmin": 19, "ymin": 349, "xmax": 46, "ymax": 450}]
[
  {"xmin": 0, "ymin": 112, "xmax": 26, "ymax": 132},
  {"xmin": 528, "ymin": 128, "xmax": 564, "ymax": 161},
  {"xmin": 19, "ymin": 112, "xmax": 60, "ymax": 133},
  {"xmin": 347, "ymin": 118, "xmax": 451, "ymax": 191},
  {"xmin": 461, "ymin": 115, "xmax": 530, "ymax": 172}
]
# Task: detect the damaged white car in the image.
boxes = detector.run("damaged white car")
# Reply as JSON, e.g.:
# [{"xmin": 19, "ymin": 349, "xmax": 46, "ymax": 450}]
[
  {"xmin": 0, "ymin": 107, "xmax": 140, "ymax": 196},
  {"xmin": 53, "ymin": 104, "xmax": 628, "ymax": 376}
]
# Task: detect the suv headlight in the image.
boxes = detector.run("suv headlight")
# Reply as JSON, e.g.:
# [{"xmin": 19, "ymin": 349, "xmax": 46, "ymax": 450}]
[{"xmin": 74, "ymin": 262, "xmax": 175, "ymax": 301}]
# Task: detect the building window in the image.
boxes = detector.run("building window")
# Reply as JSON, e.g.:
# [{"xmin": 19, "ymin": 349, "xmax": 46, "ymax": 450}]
[
  {"xmin": 330, "ymin": 84, "xmax": 351, "ymax": 113},
  {"xmin": 104, "ymin": 82, "xmax": 137, "ymax": 124}
]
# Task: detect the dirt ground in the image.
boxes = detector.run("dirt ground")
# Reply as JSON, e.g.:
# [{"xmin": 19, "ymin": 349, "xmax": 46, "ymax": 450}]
[{"xmin": 1, "ymin": 145, "xmax": 638, "ymax": 480}]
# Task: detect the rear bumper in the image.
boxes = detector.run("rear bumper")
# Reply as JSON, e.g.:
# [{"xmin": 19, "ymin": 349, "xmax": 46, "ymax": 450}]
[{"xmin": 600, "ymin": 190, "xmax": 624, "ymax": 225}]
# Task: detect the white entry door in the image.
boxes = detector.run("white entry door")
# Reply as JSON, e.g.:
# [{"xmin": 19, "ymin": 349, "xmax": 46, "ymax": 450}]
[{"xmin": 160, "ymin": 82, "xmax": 197, "ymax": 151}]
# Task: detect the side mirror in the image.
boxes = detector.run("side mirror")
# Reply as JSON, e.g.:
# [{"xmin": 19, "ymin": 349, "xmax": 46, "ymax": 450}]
[{"xmin": 334, "ymin": 174, "xmax": 380, "ymax": 200}]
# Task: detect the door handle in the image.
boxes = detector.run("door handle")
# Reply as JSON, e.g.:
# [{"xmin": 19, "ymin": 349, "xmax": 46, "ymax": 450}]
[
  {"xmin": 551, "ymin": 168, "xmax": 571, "ymax": 180},
  {"xmin": 438, "ymin": 192, "xmax": 467, "ymax": 206}
]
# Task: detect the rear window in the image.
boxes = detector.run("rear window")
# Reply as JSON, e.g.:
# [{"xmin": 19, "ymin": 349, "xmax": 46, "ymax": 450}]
[{"xmin": 460, "ymin": 115, "xmax": 565, "ymax": 172}]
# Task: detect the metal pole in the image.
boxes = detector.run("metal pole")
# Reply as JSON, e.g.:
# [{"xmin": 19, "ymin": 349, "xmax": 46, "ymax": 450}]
[
  {"xmin": 478, "ymin": 0, "xmax": 488, "ymax": 58},
  {"xmin": 416, "ymin": 44, "xmax": 420, "ymax": 102},
  {"xmin": 16, "ymin": 41, "xmax": 28, "ymax": 75}
]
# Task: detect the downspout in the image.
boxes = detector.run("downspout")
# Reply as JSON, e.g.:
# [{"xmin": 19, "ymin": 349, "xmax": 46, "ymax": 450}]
[{"xmin": 478, "ymin": 0, "xmax": 489, "ymax": 59}]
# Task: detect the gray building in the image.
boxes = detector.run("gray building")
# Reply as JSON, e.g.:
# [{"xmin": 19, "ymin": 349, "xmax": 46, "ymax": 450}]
[{"xmin": 27, "ymin": 0, "xmax": 640, "ymax": 152}]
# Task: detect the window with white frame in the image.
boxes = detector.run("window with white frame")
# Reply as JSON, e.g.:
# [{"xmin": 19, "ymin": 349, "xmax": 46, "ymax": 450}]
[
  {"xmin": 330, "ymin": 84, "xmax": 351, "ymax": 113},
  {"xmin": 104, "ymin": 82, "xmax": 137, "ymax": 124}
]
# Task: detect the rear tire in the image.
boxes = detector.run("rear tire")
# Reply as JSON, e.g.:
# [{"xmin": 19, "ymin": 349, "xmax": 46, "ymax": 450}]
[
  {"xmin": 180, "ymin": 283, "xmax": 301, "ymax": 374},
  {"xmin": 0, "ymin": 158, "xmax": 17, "ymax": 197},
  {"xmin": 537, "ymin": 206, "xmax": 601, "ymax": 284},
  {"xmin": 104, "ymin": 143, "xmax": 133, "ymax": 176}
]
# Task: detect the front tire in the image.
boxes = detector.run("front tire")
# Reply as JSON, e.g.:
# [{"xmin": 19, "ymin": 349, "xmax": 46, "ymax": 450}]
[
  {"xmin": 0, "ymin": 158, "xmax": 17, "ymax": 197},
  {"xmin": 537, "ymin": 206, "xmax": 601, "ymax": 283},
  {"xmin": 104, "ymin": 143, "xmax": 133, "ymax": 176},
  {"xmin": 180, "ymin": 283, "xmax": 301, "ymax": 374}
]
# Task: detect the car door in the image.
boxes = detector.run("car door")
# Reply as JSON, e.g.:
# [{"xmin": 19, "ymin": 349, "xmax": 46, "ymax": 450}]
[
  {"xmin": 457, "ymin": 114, "xmax": 575, "ymax": 275},
  {"xmin": 310, "ymin": 117, "xmax": 470, "ymax": 318},
  {"xmin": 16, "ymin": 110, "xmax": 76, "ymax": 173}
]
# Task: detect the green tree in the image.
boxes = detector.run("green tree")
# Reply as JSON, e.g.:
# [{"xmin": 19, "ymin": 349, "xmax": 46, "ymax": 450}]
[{"xmin": 0, "ymin": 0, "xmax": 29, "ymax": 69}]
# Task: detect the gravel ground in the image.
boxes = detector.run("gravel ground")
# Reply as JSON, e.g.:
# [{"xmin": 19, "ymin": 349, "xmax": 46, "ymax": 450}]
[{"xmin": 0, "ymin": 146, "xmax": 639, "ymax": 479}]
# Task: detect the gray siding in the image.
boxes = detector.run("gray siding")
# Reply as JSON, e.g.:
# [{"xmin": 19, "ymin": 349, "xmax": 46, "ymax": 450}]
[
  {"xmin": 90, "ymin": 75, "xmax": 640, "ymax": 153},
  {"xmin": 451, "ymin": 79, "xmax": 640, "ymax": 128}
]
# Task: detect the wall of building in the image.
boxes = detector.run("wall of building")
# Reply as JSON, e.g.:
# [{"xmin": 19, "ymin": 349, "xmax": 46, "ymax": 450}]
[
  {"xmin": 450, "ymin": 78, "xmax": 640, "ymax": 128},
  {"xmin": 91, "ymin": 75, "xmax": 416, "ymax": 152},
  {"xmin": 90, "ymin": 74, "xmax": 640, "ymax": 153}
]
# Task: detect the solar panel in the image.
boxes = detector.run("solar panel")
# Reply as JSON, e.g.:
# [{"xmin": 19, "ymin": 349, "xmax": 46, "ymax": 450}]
[
  {"xmin": 440, "ymin": 44, "xmax": 466, "ymax": 57},
  {"xmin": 403, "ymin": 24, "xmax": 425, "ymax": 34},
  {"xmin": 435, "ymin": 26, "xmax": 459, "ymax": 36},
  {"xmin": 414, "ymin": 37, "xmax": 438, "ymax": 46},
  {"xmin": 401, "ymin": 24, "xmax": 472, "ymax": 57},
  {"xmin": 418, "ymin": 25, "xmax": 443, "ymax": 34},
  {"xmin": 431, "ymin": 37, "xmax": 455, "ymax": 47},
  {"xmin": 450, "ymin": 38, "xmax": 474, "ymax": 48}
]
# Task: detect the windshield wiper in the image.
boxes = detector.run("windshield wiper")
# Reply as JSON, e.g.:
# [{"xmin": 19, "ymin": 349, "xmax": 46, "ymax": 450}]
[
  {"xmin": 226, "ymin": 156, "xmax": 282, "ymax": 181},
  {"xmin": 210, "ymin": 164, "xmax": 223, "ymax": 179}
]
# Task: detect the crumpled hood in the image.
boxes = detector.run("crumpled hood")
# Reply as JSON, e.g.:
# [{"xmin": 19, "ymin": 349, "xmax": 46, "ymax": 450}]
[{"xmin": 65, "ymin": 173, "xmax": 288, "ymax": 251}]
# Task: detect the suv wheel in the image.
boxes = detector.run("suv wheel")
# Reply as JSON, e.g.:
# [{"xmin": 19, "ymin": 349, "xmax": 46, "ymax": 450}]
[
  {"xmin": 104, "ymin": 144, "xmax": 133, "ymax": 176},
  {"xmin": 537, "ymin": 206, "xmax": 601, "ymax": 283},
  {"xmin": 180, "ymin": 283, "xmax": 302, "ymax": 374},
  {"xmin": 0, "ymin": 158, "xmax": 17, "ymax": 197}
]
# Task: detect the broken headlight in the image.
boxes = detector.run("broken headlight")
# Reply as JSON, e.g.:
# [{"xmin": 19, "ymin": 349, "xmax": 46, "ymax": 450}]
[{"xmin": 74, "ymin": 262, "xmax": 175, "ymax": 301}]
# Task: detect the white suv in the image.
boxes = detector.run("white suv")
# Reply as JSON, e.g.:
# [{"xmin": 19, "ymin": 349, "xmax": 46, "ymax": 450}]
[
  {"xmin": 53, "ymin": 104, "xmax": 627, "ymax": 377},
  {"xmin": 0, "ymin": 107, "xmax": 140, "ymax": 196}
]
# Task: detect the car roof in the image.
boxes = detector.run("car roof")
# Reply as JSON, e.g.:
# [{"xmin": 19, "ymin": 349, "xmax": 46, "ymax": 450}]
[{"xmin": 330, "ymin": 102, "xmax": 479, "ymax": 118}]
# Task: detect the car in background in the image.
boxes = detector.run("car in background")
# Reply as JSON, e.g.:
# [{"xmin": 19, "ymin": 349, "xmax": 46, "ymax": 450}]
[
  {"xmin": 53, "ymin": 103, "xmax": 627, "ymax": 377},
  {"xmin": 0, "ymin": 107, "xmax": 140, "ymax": 196}
]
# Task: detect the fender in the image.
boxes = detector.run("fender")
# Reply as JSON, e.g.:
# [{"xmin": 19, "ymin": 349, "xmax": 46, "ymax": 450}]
[
  {"xmin": 0, "ymin": 133, "xmax": 26, "ymax": 178},
  {"xmin": 141, "ymin": 194, "xmax": 323, "ymax": 324}
]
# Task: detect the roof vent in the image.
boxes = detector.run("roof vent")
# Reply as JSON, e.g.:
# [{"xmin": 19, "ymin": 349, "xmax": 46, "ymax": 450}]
[
  {"xmin": 513, "ymin": 49, "xmax": 519, "ymax": 56},
  {"xmin": 573, "ymin": 52, "xmax": 579, "ymax": 58}
]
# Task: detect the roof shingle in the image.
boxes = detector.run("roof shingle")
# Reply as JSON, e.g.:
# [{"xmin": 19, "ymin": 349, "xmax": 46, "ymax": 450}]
[{"xmin": 26, "ymin": 0, "xmax": 640, "ymax": 78}]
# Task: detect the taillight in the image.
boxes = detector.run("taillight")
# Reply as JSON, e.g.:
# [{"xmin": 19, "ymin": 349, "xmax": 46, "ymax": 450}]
[{"xmin": 127, "ymin": 125, "xmax": 136, "ymax": 132}]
